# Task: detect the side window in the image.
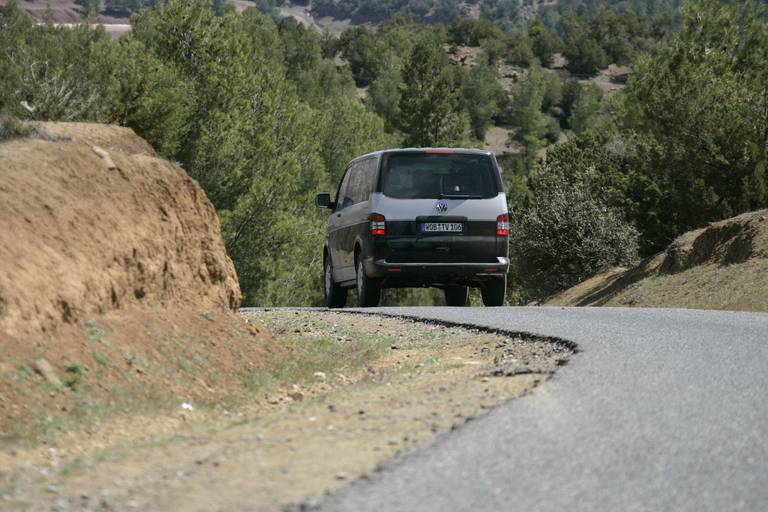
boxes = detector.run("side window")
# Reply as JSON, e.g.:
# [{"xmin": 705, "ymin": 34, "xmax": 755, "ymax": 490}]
[
  {"xmin": 358, "ymin": 158, "xmax": 376, "ymax": 203},
  {"xmin": 337, "ymin": 158, "xmax": 377, "ymax": 209},
  {"xmin": 347, "ymin": 164, "xmax": 363, "ymax": 205},
  {"xmin": 336, "ymin": 167, "xmax": 353, "ymax": 211},
  {"xmin": 349, "ymin": 158, "xmax": 376, "ymax": 204}
]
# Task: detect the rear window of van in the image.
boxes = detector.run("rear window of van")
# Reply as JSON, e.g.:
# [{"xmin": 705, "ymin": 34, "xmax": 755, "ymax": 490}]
[{"xmin": 380, "ymin": 152, "xmax": 498, "ymax": 199}]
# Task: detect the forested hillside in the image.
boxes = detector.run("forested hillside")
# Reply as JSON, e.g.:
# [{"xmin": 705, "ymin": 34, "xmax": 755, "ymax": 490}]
[{"xmin": 1, "ymin": 0, "xmax": 766, "ymax": 305}]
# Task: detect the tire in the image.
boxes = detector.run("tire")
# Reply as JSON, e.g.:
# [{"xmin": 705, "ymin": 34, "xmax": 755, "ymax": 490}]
[
  {"xmin": 481, "ymin": 277, "xmax": 506, "ymax": 307},
  {"xmin": 324, "ymin": 256, "xmax": 347, "ymax": 308},
  {"xmin": 444, "ymin": 285, "xmax": 469, "ymax": 306},
  {"xmin": 356, "ymin": 258, "xmax": 381, "ymax": 307}
]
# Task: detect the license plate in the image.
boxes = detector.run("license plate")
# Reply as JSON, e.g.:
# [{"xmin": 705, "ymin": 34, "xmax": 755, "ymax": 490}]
[{"xmin": 422, "ymin": 222, "xmax": 463, "ymax": 233}]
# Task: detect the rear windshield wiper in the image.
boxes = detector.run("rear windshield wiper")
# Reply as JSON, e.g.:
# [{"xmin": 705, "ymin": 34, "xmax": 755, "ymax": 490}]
[{"xmin": 438, "ymin": 193, "xmax": 485, "ymax": 199}]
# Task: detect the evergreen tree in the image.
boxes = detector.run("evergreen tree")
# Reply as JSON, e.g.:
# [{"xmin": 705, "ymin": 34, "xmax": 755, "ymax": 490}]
[
  {"xmin": 397, "ymin": 35, "xmax": 465, "ymax": 147},
  {"xmin": 568, "ymin": 83, "xmax": 603, "ymax": 134},
  {"xmin": 457, "ymin": 62, "xmax": 502, "ymax": 140},
  {"xmin": 367, "ymin": 66, "xmax": 403, "ymax": 132},
  {"xmin": 560, "ymin": 12, "xmax": 608, "ymax": 75},
  {"xmin": 508, "ymin": 66, "xmax": 548, "ymax": 154},
  {"xmin": 625, "ymin": 0, "xmax": 768, "ymax": 245},
  {"xmin": 529, "ymin": 19, "xmax": 559, "ymax": 66}
]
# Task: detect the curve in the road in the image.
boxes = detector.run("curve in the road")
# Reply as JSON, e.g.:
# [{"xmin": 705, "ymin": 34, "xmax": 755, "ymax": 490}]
[{"xmin": 308, "ymin": 306, "xmax": 768, "ymax": 512}]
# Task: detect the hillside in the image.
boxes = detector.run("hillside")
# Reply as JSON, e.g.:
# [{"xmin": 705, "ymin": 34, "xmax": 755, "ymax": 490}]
[
  {"xmin": 0, "ymin": 122, "xmax": 278, "ymax": 436},
  {"xmin": 543, "ymin": 210, "xmax": 768, "ymax": 312}
]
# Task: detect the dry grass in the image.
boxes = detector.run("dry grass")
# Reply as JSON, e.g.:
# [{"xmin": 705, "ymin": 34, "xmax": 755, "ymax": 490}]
[
  {"xmin": 1, "ymin": 311, "xmax": 571, "ymax": 512},
  {"xmin": 544, "ymin": 210, "xmax": 768, "ymax": 312},
  {"xmin": 600, "ymin": 259, "xmax": 768, "ymax": 311}
]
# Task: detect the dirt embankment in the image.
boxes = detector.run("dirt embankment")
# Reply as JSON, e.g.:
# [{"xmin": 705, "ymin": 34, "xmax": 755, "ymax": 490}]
[
  {"xmin": 1, "ymin": 310, "xmax": 572, "ymax": 512},
  {"xmin": 0, "ymin": 122, "xmax": 277, "ymax": 436},
  {"xmin": 545, "ymin": 210, "xmax": 768, "ymax": 311}
]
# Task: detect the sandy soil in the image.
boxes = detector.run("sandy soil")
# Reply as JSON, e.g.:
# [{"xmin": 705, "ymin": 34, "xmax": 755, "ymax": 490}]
[
  {"xmin": 483, "ymin": 125, "xmax": 522, "ymax": 156},
  {"xmin": 578, "ymin": 64, "xmax": 631, "ymax": 94},
  {"xmin": 0, "ymin": 310, "xmax": 572, "ymax": 511},
  {"xmin": 0, "ymin": 122, "xmax": 270, "ymax": 440}
]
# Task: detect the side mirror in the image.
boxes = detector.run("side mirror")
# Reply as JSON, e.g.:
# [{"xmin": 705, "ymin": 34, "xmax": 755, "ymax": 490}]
[{"xmin": 315, "ymin": 193, "xmax": 333, "ymax": 209}]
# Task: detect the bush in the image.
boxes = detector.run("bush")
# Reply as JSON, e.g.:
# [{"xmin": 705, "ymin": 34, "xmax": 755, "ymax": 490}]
[
  {"xmin": 544, "ymin": 114, "xmax": 561, "ymax": 143},
  {"xmin": 0, "ymin": 114, "xmax": 35, "ymax": 141},
  {"xmin": 509, "ymin": 173, "xmax": 639, "ymax": 301}
]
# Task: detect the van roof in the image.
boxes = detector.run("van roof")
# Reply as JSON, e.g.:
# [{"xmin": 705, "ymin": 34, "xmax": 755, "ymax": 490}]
[{"xmin": 349, "ymin": 148, "xmax": 495, "ymax": 165}]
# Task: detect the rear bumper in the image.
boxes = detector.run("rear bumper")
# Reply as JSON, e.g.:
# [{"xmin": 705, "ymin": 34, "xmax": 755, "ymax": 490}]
[{"xmin": 364, "ymin": 256, "xmax": 509, "ymax": 285}]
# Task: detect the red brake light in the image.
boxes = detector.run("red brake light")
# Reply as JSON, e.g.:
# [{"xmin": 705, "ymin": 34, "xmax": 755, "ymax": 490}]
[
  {"xmin": 425, "ymin": 149, "xmax": 454, "ymax": 154},
  {"xmin": 497, "ymin": 214, "xmax": 509, "ymax": 236},
  {"xmin": 370, "ymin": 213, "xmax": 386, "ymax": 236}
]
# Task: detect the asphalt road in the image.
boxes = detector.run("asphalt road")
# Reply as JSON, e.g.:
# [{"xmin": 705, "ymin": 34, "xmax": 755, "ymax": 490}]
[{"xmin": 311, "ymin": 307, "xmax": 768, "ymax": 512}]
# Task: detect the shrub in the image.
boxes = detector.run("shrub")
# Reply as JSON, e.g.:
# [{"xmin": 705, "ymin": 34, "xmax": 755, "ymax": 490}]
[
  {"xmin": 510, "ymin": 173, "xmax": 639, "ymax": 301},
  {"xmin": 0, "ymin": 114, "xmax": 36, "ymax": 141}
]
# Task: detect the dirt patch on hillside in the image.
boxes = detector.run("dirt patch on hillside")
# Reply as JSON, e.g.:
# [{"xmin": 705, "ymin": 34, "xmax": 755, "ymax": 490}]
[
  {"xmin": 0, "ymin": 0, "xmax": 85, "ymax": 23},
  {"xmin": 446, "ymin": 45, "xmax": 483, "ymax": 67},
  {"xmin": 0, "ymin": 0, "xmax": 131, "ymax": 24},
  {"xmin": 579, "ymin": 64, "xmax": 630, "ymax": 94},
  {"xmin": 483, "ymin": 125, "xmax": 522, "ymax": 155},
  {"xmin": 544, "ymin": 209, "xmax": 768, "ymax": 311},
  {"xmin": 496, "ymin": 62, "xmax": 529, "ymax": 92},
  {"xmin": 0, "ymin": 122, "xmax": 277, "ymax": 437},
  {"xmin": 0, "ymin": 310, "xmax": 572, "ymax": 512}
]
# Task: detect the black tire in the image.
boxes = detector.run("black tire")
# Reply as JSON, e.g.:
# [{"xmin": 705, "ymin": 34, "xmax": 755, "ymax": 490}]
[
  {"xmin": 481, "ymin": 277, "xmax": 506, "ymax": 307},
  {"xmin": 356, "ymin": 258, "xmax": 381, "ymax": 307},
  {"xmin": 444, "ymin": 285, "xmax": 469, "ymax": 306},
  {"xmin": 324, "ymin": 256, "xmax": 347, "ymax": 308}
]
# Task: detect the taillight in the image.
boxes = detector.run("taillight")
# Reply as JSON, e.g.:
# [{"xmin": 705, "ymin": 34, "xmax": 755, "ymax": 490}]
[
  {"xmin": 497, "ymin": 214, "xmax": 509, "ymax": 236},
  {"xmin": 370, "ymin": 213, "xmax": 386, "ymax": 236}
]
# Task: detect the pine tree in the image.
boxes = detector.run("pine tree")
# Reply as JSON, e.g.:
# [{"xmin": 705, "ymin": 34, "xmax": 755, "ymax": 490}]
[{"xmin": 397, "ymin": 35, "xmax": 464, "ymax": 147}]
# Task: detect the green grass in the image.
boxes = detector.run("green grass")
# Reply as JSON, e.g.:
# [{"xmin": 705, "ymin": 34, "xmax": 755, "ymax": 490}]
[
  {"xmin": 64, "ymin": 362, "xmax": 85, "ymax": 391},
  {"xmin": 92, "ymin": 350, "xmax": 109, "ymax": 367},
  {"xmin": 17, "ymin": 363, "xmax": 34, "ymax": 381},
  {"xmin": 84, "ymin": 319, "xmax": 110, "ymax": 344}
]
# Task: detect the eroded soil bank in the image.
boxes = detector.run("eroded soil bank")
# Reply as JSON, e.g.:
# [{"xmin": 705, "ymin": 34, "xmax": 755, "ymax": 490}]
[
  {"xmin": 544, "ymin": 209, "xmax": 768, "ymax": 311},
  {"xmin": 0, "ymin": 310, "xmax": 572, "ymax": 512},
  {"xmin": 0, "ymin": 122, "xmax": 258, "ymax": 437}
]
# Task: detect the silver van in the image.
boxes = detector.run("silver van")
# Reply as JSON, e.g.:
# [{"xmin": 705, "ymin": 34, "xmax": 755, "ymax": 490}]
[{"xmin": 315, "ymin": 148, "xmax": 509, "ymax": 307}]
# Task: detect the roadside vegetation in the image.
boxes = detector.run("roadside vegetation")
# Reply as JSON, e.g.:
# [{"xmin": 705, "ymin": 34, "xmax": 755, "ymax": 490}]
[
  {"xmin": 0, "ymin": 113, "xmax": 36, "ymax": 140},
  {"xmin": 1, "ymin": 0, "xmax": 766, "ymax": 305},
  {"xmin": 1, "ymin": 311, "xmax": 572, "ymax": 510}
]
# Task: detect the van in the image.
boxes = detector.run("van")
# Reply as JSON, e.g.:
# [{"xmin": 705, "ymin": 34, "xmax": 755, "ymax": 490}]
[{"xmin": 315, "ymin": 148, "xmax": 509, "ymax": 307}]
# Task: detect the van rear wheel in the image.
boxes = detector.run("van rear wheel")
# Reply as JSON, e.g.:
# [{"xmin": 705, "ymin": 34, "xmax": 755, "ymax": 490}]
[
  {"xmin": 481, "ymin": 277, "xmax": 506, "ymax": 307},
  {"xmin": 444, "ymin": 285, "xmax": 469, "ymax": 306},
  {"xmin": 356, "ymin": 259, "xmax": 381, "ymax": 307},
  {"xmin": 324, "ymin": 256, "xmax": 347, "ymax": 308}
]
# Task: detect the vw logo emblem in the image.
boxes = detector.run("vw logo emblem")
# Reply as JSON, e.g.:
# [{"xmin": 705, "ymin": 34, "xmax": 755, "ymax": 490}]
[{"xmin": 435, "ymin": 202, "xmax": 448, "ymax": 213}]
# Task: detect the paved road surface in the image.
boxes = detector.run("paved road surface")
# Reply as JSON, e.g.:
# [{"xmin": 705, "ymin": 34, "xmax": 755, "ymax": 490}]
[{"xmin": 312, "ymin": 307, "xmax": 768, "ymax": 512}]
